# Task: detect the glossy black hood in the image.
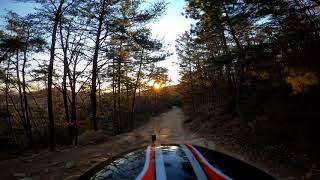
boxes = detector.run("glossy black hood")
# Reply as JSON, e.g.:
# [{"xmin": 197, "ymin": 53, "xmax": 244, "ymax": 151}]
[{"xmin": 80, "ymin": 144, "xmax": 275, "ymax": 180}]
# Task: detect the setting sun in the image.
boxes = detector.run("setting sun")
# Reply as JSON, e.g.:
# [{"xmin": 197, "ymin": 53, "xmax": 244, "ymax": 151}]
[{"xmin": 154, "ymin": 83, "xmax": 161, "ymax": 89}]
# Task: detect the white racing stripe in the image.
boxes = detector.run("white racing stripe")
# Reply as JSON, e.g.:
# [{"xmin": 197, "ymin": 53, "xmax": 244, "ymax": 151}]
[
  {"xmin": 135, "ymin": 145, "xmax": 151, "ymax": 180},
  {"xmin": 155, "ymin": 146, "xmax": 167, "ymax": 180},
  {"xmin": 188, "ymin": 145, "xmax": 233, "ymax": 180},
  {"xmin": 181, "ymin": 145, "xmax": 208, "ymax": 180}
]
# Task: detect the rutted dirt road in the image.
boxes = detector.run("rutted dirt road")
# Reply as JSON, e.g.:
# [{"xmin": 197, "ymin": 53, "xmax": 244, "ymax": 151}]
[{"xmin": 0, "ymin": 107, "xmax": 213, "ymax": 180}]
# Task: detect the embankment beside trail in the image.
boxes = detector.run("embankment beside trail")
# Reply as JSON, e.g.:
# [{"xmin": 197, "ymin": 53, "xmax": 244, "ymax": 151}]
[{"xmin": 184, "ymin": 102, "xmax": 320, "ymax": 180}]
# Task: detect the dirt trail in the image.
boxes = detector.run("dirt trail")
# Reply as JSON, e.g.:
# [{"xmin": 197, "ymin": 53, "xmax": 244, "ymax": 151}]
[
  {"xmin": 136, "ymin": 107, "xmax": 195, "ymax": 143},
  {"xmin": 0, "ymin": 107, "xmax": 212, "ymax": 180},
  {"xmin": 133, "ymin": 106, "xmax": 215, "ymax": 147}
]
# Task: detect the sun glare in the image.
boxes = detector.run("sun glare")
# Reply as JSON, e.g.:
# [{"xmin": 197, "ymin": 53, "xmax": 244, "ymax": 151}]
[{"xmin": 154, "ymin": 83, "xmax": 161, "ymax": 89}]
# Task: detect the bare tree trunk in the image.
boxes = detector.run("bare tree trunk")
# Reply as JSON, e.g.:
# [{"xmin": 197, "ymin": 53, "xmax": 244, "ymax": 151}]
[
  {"xmin": 22, "ymin": 38, "xmax": 38, "ymax": 153},
  {"xmin": 5, "ymin": 58, "xmax": 13, "ymax": 139},
  {"xmin": 223, "ymin": 6, "xmax": 241, "ymax": 49},
  {"xmin": 17, "ymin": 50, "xmax": 35, "ymax": 152},
  {"xmin": 117, "ymin": 58, "xmax": 122, "ymax": 132},
  {"xmin": 16, "ymin": 50, "xmax": 26, "ymax": 127},
  {"xmin": 98, "ymin": 75, "xmax": 102, "ymax": 115},
  {"xmin": 59, "ymin": 20, "xmax": 72, "ymax": 144},
  {"xmin": 189, "ymin": 57, "xmax": 196, "ymax": 113},
  {"xmin": 138, "ymin": 82, "xmax": 141, "ymax": 97},
  {"xmin": 91, "ymin": 0, "xmax": 106, "ymax": 132},
  {"xmin": 125, "ymin": 68, "xmax": 130, "ymax": 131},
  {"xmin": 112, "ymin": 58, "xmax": 118, "ymax": 135},
  {"xmin": 223, "ymin": 6, "xmax": 243, "ymax": 118},
  {"xmin": 154, "ymin": 88, "xmax": 157, "ymax": 115},
  {"xmin": 16, "ymin": 50, "xmax": 29, "ymax": 136},
  {"xmin": 47, "ymin": 0, "xmax": 64, "ymax": 151},
  {"xmin": 71, "ymin": 56, "xmax": 78, "ymax": 145},
  {"xmin": 220, "ymin": 28, "xmax": 232, "ymax": 87},
  {"xmin": 131, "ymin": 50, "xmax": 144, "ymax": 129},
  {"xmin": 117, "ymin": 37, "xmax": 123, "ymax": 133}
]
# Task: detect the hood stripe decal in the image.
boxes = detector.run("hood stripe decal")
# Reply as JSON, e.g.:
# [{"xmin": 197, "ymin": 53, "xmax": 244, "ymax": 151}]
[
  {"xmin": 181, "ymin": 144, "xmax": 208, "ymax": 180},
  {"xmin": 136, "ymin": 145, "xmax": 155, "ymax": 180},
  {"xmin": 155, "ymin": 146, "xmax": 167, "ymax": 180},
  {"xmin": 186, "ymin": 144, "xmax": 233, "ymax": 180}
]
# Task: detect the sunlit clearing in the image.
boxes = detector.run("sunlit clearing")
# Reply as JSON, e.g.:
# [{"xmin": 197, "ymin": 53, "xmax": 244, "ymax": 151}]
[{"xmin": 154, "ymin": 83, "xmax": 161, "ymax": 89}]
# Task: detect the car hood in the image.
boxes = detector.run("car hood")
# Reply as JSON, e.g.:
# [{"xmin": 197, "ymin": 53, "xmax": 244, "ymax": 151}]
[{"xmin": 80, "ymin": 144, "xmax": 275, "ymax": 180}]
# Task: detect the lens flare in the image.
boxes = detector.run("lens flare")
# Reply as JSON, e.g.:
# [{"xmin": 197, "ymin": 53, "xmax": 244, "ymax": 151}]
[{"xmin": 154, "ymin": 83, "xmax": 161, "ymax": 89}]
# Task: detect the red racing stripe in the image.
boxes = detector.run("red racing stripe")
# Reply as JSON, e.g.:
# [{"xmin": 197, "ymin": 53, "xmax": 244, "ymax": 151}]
[
  {"xmin": 186, "ymin": 144, "xmax": 231, "ymax": 180},
  {"xmin": 141, "ymin": 144, "xmax": 155, "ymax": 180}
]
